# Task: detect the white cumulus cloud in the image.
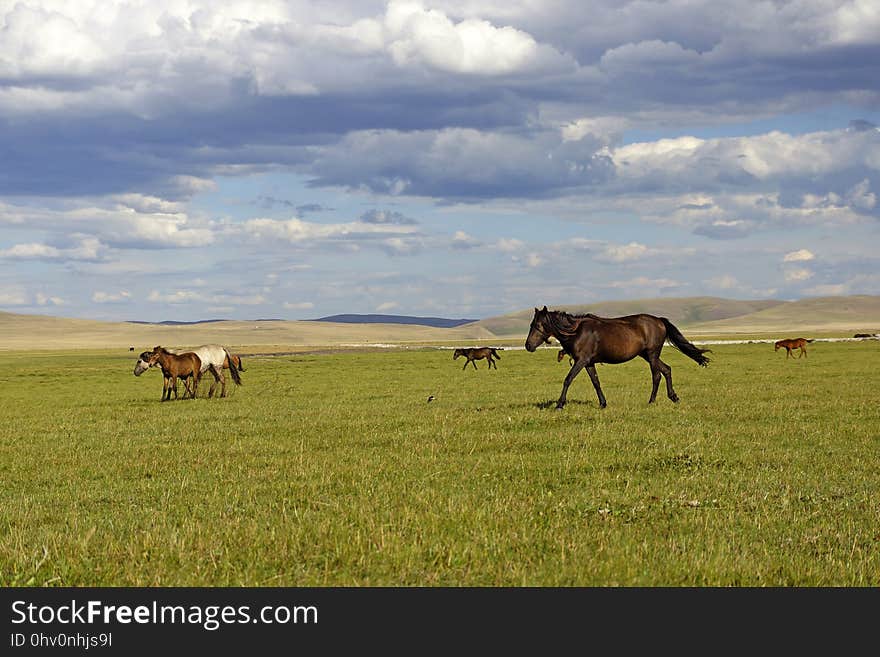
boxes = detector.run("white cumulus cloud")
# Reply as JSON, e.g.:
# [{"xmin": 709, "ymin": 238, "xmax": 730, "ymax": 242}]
[{"xmin": 783, "ymin": 249, "xmax": 815, "ymax": 262}]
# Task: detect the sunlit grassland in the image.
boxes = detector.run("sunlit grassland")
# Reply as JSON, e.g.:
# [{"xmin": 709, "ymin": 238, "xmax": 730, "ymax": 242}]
[{"xmin": 1, "ymin": 341, "xmax": 878, "ymax": 586}]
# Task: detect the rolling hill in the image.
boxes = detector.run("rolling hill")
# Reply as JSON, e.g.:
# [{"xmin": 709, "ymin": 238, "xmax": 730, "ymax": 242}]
[
  {"xmin": 474, "ymin": 296, "xmax": 786, "ymax": 337},
  {"xmin": 2, "ymin": 295, "xmax": 879, "ymax": 351},
  {"xmin": 309, "ymin": 314, "xmax": 477, "ymax": 328},
  {"xmin": 685, "ymin": 295, "xmax": 880, "ymax": 334},
  {"xmin": 0, "ymin": 312, "xmax": 494, "ymax": 351}
]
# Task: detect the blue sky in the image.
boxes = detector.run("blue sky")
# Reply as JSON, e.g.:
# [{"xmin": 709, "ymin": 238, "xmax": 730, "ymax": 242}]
[{"xmin": 1, "ymin": 0, "xmax": 879, "ymax": 321}]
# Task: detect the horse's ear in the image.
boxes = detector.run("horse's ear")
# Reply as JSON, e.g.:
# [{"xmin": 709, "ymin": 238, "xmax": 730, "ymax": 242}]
[{"xmin": 541, "ymin": 305, "xmax": 548, "ymax": 312}]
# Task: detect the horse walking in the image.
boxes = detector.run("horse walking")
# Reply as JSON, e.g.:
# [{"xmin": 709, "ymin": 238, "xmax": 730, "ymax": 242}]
[
  {"xmin": 142, "ymin": 347, "xmax": 202, "ymax": 401},
  {"xmin": 453, "ymin": 347, "xmax": 503, "ymax": 370},
  {"xmin": 134, "ymin": 344, "xmax": 242, "ymax": 398},
  {"xmin": 775, "ymin": 338, "xmax": 813, "ymax": 359},
  {"xmin": 525, "ymin": 306, "xmax": 710, "ymax": 410},
  {"xmin": 186, "ymin": 344, "xmax": 242, "ymax": 397}
]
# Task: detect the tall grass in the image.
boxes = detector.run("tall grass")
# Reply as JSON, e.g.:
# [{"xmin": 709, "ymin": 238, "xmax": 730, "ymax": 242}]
[{"xmin": 1, "ymin": 342, "xmax": 877, "ymax": 586}]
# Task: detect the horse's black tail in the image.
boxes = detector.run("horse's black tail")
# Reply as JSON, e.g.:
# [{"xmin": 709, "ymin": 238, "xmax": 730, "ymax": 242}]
[
  {"xmin": 661, "ymin": 318, "xmax": 711, "ymax": 367},
  {"xmin": 225, "ymin": 349, "xmax": 242, "ymax": 385},
  {"xmin": 491, "ymin": 348, "xmax": 502, "ymax": 359},
  {"xmin": 237, "ymin": 356, "xmax": 246, "ymax": 371}
]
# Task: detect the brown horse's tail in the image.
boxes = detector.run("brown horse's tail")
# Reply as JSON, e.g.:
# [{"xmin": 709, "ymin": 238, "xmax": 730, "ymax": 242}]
[
  {"xmin": 661, "ymin": 318, "xmax": 711, "ymax": 367},
  {"xmin": 224, "ymin": 349, "xmax": 242, "ymax": 385}
]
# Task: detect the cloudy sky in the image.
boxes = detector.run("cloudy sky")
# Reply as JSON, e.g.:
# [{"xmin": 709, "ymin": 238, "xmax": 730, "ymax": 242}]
[{"xmin": 2, "ymin": 0, "xmax": 879, "ymax": 321}]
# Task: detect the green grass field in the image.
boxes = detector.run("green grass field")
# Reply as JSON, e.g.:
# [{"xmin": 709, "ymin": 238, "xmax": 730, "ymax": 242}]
[{"xmin": 1, "ymin": 341, "xmax": 878, "ymax": 586}]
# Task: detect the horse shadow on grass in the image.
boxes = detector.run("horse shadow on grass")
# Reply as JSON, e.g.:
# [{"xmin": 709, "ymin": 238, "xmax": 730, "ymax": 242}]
[{"xmin": 533, "ymin": 398, "xmax": 596, "ymax": 410}]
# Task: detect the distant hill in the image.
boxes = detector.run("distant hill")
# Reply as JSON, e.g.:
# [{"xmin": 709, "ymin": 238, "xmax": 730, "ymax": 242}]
[
  {"xmin": 2, "ymin": 295, "xmax": 879, "ymax": 350},
  {"xmin": 309, "ymin": 314, "xmax": 478, "ymax": 328},
  {"xmin": 475, "ymin": 297, "xmax": 785, "ymax": 336},
  {"xmin": 127, "ymin": 318, "xmax": 284, "ymax": 326},
  {"xmin": 687, "ymin": 295, "xmax": 880, "ymax": 334}
]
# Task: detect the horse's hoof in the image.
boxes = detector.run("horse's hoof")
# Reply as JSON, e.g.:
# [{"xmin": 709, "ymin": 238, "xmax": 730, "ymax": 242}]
[
  {"xmin": 671, "ymin": 396, "xmax": 680, "ymax": 403},
  {"xmin": 555, "ymin": 405, "xmax": 565, "ymax": 411}
]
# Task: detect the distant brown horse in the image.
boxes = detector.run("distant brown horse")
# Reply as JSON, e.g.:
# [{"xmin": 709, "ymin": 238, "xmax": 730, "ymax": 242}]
[
  {"xmin": 225, "ymin": 353, "xmax": 245, "ymax": 372},
  {"xmin": 453, "ymin": 347, "xmax": 503, "ymax": 370},
  {"xmin": 775, "ymin": 338, "xmax": 813, "ymax": 359},
  {"xmin": 557, "ymin": 348, "xmax": 573, "ymax": 365},
  {"xmin": 526, "ymin": 306, "xmax": 710, "ymax": 410},
  {"xmin": 145, "ymin": 346, "xmax": 202, "ymax": 401}
]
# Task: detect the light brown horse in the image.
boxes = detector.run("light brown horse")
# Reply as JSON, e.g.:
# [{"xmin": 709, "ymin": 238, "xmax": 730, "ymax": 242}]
[
  {"xmin": 146, "ymin": 346, "xmax": 202, "ymax": 401},
  {"xmin": 775, "ymin": 338, "xmax": 813, "ymax": 359},
  {"xmin": 557, "ymin": 348, "xmax": 573, "ymax": 365},
  {"xmin": 224, "ymin": 353, "xmax": 245, "ymax": 372},
  {"xmin": 453, "ymin": 347, "xmax": 503, "ymax": 370}
]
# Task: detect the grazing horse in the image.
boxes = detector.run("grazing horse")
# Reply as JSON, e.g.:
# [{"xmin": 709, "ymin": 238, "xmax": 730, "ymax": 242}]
[
  {"xmin": 453, "ymin": 347, "xmax": 503, "ymax": 370},
  {"xmin": 775, "ymin": 338, "xmax": 813, "ymax": 359},
  {"xmin": 145, "ymin": 347, "xmax": 202, "ymax": 401},
  {"xmin": 525, "ymin": 306, "xmax": 710, "ymax": 410}
]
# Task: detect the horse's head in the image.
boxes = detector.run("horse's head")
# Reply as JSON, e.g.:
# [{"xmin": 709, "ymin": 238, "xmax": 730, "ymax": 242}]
[
  {"xmin": 452, "ymin": 349, "xmax": 462, "ymax": 359},
  {"xmin": 133, "ymin": 349, "xmax": 155, "ymax": 376},
  {"xmin": 774, "ymin": 342, "xmax": 780, "ymax": 351},
  {"xmin": 525, "ymin": 306, "xmax": 552, "ymax": 352}
]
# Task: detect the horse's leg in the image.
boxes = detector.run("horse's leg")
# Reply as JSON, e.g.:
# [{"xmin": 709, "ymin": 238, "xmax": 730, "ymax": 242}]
[
  {"xmin": 206, "ymin": 368, "xmax": 218, "ymax": 398},
  {"xmin": 171, "ymin": 375, "xmax": 178, "ymax": 400},
  {"xmin": 585, "ymin": 365, "xmax": 607, "ymax": 409},
  {"xmin": 471, "ymin": 359, "xmax": 477, "ymax": 370},
  {"xmin": 212, "ymin": 364, "xmax": 227, "ymax": 397},
  {"xmin": 658, "ymin": 358, "xmax": 678, "ymax": 402},
  {"xmin": 462, "ymin": 359, "xmax": 469, "ymax": 370},
  {"xmin": 556, "ymin": 360, "xmax": 587, "ymax": 410},
  {"xmin": 642, "ymin": 353, "xmax": 661, "ymax": 403}
]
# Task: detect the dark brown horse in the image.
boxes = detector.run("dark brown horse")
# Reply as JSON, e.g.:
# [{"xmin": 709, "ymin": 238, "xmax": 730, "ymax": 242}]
[
  {"xmin": 145, "ymin": 346, "xmax": 202, "ymax": 401},
  {"xmin": 775, "ymin": 338, "xmax": 813, "ymax": 359},
  {"xmin": 453, "ymin": 347, "xmax": 503, "ymax": 370},
  {"xmin": 525, "ymin": 306, "xmax": 710, "ymax": 410}
]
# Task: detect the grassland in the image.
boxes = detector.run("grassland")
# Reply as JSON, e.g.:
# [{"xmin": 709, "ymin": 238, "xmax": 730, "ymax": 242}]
[{"xmin": 1, "ymin": 340, "xmax": 878, "ymax": 586}]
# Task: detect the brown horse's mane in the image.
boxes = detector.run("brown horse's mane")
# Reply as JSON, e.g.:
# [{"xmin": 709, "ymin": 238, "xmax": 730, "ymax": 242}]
[{"xmin": 545, "ymin": 310, "xmax": 599, "ymax": 337}]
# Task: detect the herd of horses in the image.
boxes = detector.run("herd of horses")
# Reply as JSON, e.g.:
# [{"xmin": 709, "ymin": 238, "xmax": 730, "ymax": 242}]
[
  {"xmin": 449, "ymin": 307, "xmax": 713, "ymax": 411},
  {"xmin": 131, "ymin": 307, "xmax": 818, "ymax": 410},
  {"xmin": 133, "ymin": 344, "xmax": 243, "ymax": 401},
  {"xmin": 454, "ymin": 307, "xmax": 818, "ymax": 411}
]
